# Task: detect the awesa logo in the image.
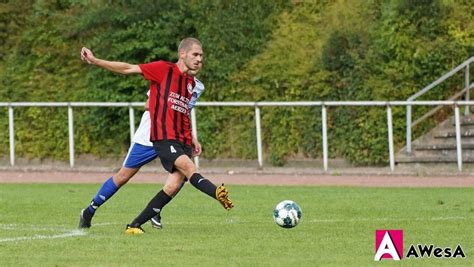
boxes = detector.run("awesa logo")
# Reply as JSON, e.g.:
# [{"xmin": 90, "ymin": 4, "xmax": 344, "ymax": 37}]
[
  {"xmin": 374, "ymin": 230, "xmax": 466, "ymax": 261},
  {"xmin": 374, "ymin": 230, "xmax": 404, "ymax": 260}
]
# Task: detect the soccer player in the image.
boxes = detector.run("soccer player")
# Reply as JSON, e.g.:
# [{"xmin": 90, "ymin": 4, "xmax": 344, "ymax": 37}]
[
  {"xmin": 80, "ymin": 37, "xmax": 233, "ymax": 234},
  {"xmin": 78, "ymin": 79, "xmax": 204, "ymax": 230}
]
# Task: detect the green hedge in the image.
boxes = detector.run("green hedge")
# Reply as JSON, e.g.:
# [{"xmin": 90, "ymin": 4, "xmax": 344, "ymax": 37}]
[{"xmin": 0, "ymin": 0, "xmax": 472, "ymax": 165}]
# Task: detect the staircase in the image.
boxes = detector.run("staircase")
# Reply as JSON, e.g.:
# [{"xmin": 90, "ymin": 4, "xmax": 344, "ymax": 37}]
[
  {"xmin": 399, "ymin": 57, "xmax": 474, "ymax": 167},
  {"xmin": 397, "ymin": 114, "xmax": 474, "ymax": 163}
]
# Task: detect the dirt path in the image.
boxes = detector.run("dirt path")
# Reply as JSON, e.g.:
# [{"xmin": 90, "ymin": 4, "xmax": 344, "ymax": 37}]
[{"xmin": 1, "ymin": 170, "xmax": 473, "ymax": 187}]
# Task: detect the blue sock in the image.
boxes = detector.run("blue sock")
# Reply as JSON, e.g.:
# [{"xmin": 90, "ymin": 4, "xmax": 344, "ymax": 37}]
[{"xmin": 88, "ymin": 177, "xmax": 118, "ymax": 214}]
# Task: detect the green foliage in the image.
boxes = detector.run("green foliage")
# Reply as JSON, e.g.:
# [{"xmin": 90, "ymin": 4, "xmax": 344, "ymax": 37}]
[
  {"xmin": 0, "ymin": 0, "xmax": 32, "ymax": 62},
  {"xmin": 181, "ymin": 0, "xmax": 288, "ymax": 160},
  {"xmin": 0, "ymin": 0, "xmax": 472, "ymax": 164},
  {"xmin": 0, "ymin": 1, "xmax": 88, "ymax": 159}
]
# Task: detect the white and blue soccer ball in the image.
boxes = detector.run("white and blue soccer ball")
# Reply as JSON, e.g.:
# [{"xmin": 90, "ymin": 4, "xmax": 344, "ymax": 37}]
[{"xmin": 273, "ymin": 200, "xmax": 302, "ymax": 228}]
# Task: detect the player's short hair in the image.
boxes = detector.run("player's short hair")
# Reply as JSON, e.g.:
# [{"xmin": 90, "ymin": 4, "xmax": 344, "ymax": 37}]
[{"xmin": 178, "ymin": 37, "xmax": 202, "ymax": 54}]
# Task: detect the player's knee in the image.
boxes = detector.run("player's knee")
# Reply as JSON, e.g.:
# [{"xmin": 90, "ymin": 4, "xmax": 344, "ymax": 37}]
[
  {"xmin": 174, "ymin": 158, "xmax": 196, "ymax": 178},
  {"xmin": 113, "ymin": 168, "xmax": 137, "ymax": 187},
  {"xmin": 184, "ymin": 161, "xmax": 197, "ymax": 176},
  {"xmin": 113, "ymin": 174, "xmax": 128, "ymax": 187},
  {"xmin": 186, "ymin": 168, "xmax": 197, "ymax": 179}
]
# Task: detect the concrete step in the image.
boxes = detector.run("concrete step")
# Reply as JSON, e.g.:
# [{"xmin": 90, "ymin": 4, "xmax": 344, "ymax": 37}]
[
  {"xmin": 400, "ymin": 114, "xmax": 474, "ymax": 164},
  {"xmin": 400, "ymin": 149, "xmax": 474, "ymax": 158},
  {"xmin": 411, "ymin": 137, "xmax": 474, "ymax": 147},
  {"xmin": 396, "ymin": 155, "xmax": 474, "ymax": 163},
  {"xmin": 413, "ymin": 143, "xmax": 474, "ymax": 150},
  {"xmin": 435, "ymin": 129, "xmax": 474, "ymax": 138},
  {"xmin": 451, "ymin": 115, "xmax": 474, "ymax": 126}
]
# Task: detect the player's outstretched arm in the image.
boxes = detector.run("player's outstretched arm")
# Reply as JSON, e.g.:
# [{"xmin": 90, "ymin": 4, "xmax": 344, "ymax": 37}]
[{"xmin": 81, "ymin": 47, "xmax": 142, "ymax": 75}]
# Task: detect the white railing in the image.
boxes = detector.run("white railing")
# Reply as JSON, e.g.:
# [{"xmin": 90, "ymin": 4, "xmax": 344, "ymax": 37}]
[
  {"xmin": 2, "ymin": 100, "xmax": 474, "ymax": 172},
  {"xmin": 406, "ymin": 57, "xmax": 473, "ymax": 153}
]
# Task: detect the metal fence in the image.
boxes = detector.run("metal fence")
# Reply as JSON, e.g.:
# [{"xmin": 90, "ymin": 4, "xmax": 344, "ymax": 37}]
[
  {"xmin": 2, "ymin": 100, "xmax": 474, "ymax": 172},
  {"xmin": 406, "ymin": 57, "xmax": 473, "ymax": 153}
]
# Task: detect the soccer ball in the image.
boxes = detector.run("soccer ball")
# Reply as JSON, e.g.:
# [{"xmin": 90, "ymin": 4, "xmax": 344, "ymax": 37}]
[{"xmin": 273, "ymin": 200, "xmax": 302, "ymax": 228}]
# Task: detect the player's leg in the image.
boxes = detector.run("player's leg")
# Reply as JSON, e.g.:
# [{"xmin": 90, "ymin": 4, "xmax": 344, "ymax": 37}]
[
  {"xmin": 79, "ymin": 167, "xmax": 139, "ymax": 228},
  {"xmin": 79, "ymin": 143, "xmax": 157, "ymax": 229},
  {"xmin": 127, "ymin": 171, "xmax": 186, "ymax": 232},
  {"xmin": 125, "ymin": 141, "xmax": 232, "ymax": 234},
  {"xmin": 166, "ymin": 143, "xmax": 233, "ymax": 210},
  {"xmin": 150, "ymin": 172, "xmax": 186, "ymax": 229},
  {"xmin": 173, "ymin": 155, "xmax": 233, "ymax": 211},
  {"xmin": 125, "ymin": 141, "xmax": 189, "ymax": 233}
]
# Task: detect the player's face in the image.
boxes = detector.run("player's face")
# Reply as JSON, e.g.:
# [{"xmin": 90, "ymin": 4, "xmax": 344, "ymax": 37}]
[{"xmin": 183, "ymin": 44, "xmax": 203, "ymax": 76}]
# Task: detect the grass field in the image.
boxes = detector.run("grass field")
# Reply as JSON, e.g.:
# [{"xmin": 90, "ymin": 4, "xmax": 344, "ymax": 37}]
[{"xmin": 0, "ymin": 183, "xmax": 473, "ymax": 266}]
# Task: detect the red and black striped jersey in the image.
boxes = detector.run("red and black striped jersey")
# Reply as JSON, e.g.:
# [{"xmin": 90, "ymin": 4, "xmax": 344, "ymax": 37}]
[{"xmin": 139, "ymin": 61, "xmax": 195, "ymax": 146}]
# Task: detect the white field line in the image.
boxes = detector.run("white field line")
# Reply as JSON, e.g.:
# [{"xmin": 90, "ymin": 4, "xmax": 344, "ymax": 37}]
[
  {"xmin": 0, "ymin": 222, "xmax": 118, "ymax": 231},
  {"xmin": 0, "ymin": 223, "xmax": 120, "ymax": 243},
  {"xmin": 1, "ymin": 216, "xmax": 470, "ymax": 242},
  {"xmin": 0, "ymin": 229, "xmax": 86, "ymax": 242},
  {"xmin": 0, "ymin": 224, "xmax": 71, "ymax": 231}
]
